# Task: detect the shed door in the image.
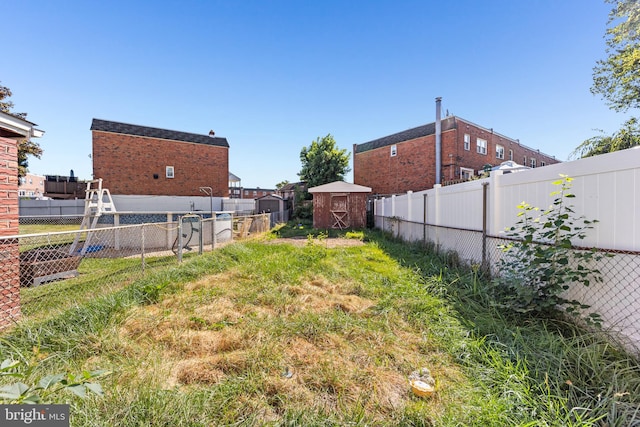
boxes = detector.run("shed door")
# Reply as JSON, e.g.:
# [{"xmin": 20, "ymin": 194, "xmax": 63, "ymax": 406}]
[{"xmin": 330, "ymin": 193, "xmax": 349, "ymax": 229}]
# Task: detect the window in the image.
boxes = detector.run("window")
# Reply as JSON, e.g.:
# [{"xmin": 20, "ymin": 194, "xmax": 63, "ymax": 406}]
[
  {"xmin": 477, "ymin": 138, "xmax": 487, "ymax": 155},
  {"xmin": 460, "ymin": 167, "xmax": 474, "ymax": 180},
  {"xmin": 541, "ymin": 161, "xmax": 546, "ymax": 167},
  {"xmin": 530, "ymin": 158, "xmax": 536, "ymax": 168},
  {"xmin": 523, "ymin": 156, "xmax": 527, "ymax": 165},
  {"xmin": 253, "ymin": 190, "xmax": 257, "ymax": 196},
  {"xmin": 509, "ymin": 149, "xmax": 513, "ymax": 161},
  {"xmin": 496, "ymin": 144, "xmax": 505, "ymax": 160},
  {"xmin": 463, "ymin": 134, "xmax": 470, "ymax": 151},
  {"xmin": 390, "ymin": 145, "xmax": 397, "ymax": 157},
  {"xmin": 166, "ymin": 166, "xmax": 174, "ymax": 178}
]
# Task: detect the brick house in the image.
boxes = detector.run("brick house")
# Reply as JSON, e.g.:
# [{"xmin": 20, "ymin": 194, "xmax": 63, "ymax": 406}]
[
  {"xmin": 0, "ymin": 111, "xmax": 43, "ymax": 327},
  {"xmin": 353, "ymin": 115, "xmax": 559, "ymax": 195},
  {"xmin": 91, "ymin": 119, "xmax": 229, "ymax": 196}
]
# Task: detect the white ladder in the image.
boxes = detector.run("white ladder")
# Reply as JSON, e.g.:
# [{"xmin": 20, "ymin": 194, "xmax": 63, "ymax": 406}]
[{"xmin": 69, "ymin": 179, "xmax": 116, "ymax": 256}]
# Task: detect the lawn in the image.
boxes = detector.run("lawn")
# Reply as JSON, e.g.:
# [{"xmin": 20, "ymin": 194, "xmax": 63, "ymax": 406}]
[
  {"xmin": 19, "ymin": 223, "xmax": 82, "ymax": 235},
  {"xmin": 1, "ymin": 227, "xmax": 639, "ymax": 426}
]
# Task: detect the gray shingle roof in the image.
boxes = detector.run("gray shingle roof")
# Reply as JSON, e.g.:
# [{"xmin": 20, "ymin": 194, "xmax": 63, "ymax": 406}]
[
  {"xmin": 355, "ymin": 118, "xmax": 456, "ymax": 153},
  {"xmin": 90, "ymin": 119, "xmax": 229, "ymax": 148}
]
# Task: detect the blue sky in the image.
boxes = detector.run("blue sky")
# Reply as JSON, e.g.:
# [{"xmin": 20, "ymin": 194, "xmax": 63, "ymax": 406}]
[{"xmin": 3, "ymin": 0, "xmax": 633, "ymax": 188}]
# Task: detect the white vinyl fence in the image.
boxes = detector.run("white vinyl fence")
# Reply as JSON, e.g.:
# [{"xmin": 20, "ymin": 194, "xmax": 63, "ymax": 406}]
[{"xmin": 374, "ymin": 147, "xmax": 640, "ymax": 353}]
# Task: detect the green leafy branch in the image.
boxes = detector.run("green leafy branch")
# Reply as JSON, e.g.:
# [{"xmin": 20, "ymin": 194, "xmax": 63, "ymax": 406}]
[
  {"xmin": 0, "ymin": 343, "xmax": 109, "ymax": 404},
  {"xmin": 494, "ymin": 175, "xmax": 605, "ymax": 324}
]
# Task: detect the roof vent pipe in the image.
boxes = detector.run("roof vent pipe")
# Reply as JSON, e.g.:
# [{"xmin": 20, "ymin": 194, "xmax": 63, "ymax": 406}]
[{"xmin": 435, "ymin": 97, "xmax": 442, "ymax": 185}]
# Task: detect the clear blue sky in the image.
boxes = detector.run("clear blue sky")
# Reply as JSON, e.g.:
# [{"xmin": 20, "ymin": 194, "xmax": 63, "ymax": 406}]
[{"xmin": 3, "ymin": 0, "xmax": 633, "ymax": 188}]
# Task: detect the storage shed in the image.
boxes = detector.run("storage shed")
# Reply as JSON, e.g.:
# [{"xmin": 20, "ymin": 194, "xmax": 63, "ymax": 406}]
[
  {"xmin": 256, "ymin": 194, "xmax": 287, "ymax": 226},
  {"xmin": 308, "ymin": 181, "xmax": 372, "ymax": 229}
]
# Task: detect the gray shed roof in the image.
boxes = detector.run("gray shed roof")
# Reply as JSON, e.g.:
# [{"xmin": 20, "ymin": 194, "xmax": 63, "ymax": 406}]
[
  {"xmin": 308, "ymin": 181, "xmax": 372, "ymax": 193},
  {"xmin": 91, "ymin": 118, "xmax": 229, "ymax": 148}
]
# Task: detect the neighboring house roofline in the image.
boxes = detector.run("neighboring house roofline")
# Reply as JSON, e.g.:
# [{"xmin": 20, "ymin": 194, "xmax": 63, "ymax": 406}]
[
  {"xmin": 90, "ymin": 118, "xmax": 229, "ymax": 148},
  {"xmin": 354, "ymin": 115, "xmax": 557, "ymax": 160}
]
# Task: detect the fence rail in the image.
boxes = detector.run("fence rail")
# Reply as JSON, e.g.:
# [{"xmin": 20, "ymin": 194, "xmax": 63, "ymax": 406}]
[{"xmin": 0, "ymin": 213, "xmax": 271, "ymax": 327}]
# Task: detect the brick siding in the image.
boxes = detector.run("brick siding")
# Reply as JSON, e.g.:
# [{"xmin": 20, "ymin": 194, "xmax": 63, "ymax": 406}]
[
  {"xmin": 0, "ymin": 136, "xmax": 20, "ymax": 327},
  {"xmin": 93, "ymin": 131, "xmax": 229, "ymax": 197},
  {"xmin": 354, "ymin": 117, "xmax": 560, "ymax": 195}
]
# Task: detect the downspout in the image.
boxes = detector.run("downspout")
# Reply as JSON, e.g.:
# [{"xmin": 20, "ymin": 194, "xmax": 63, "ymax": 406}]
[{"xmin": 435, "ymin": 97, "xmax": 442, "ymax": 185}]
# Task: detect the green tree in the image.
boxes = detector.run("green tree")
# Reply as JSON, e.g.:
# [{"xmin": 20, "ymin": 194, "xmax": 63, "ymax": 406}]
[
  {"xmin": 298, "ymin": 134, "xmax": 350, "ymax": 189},
  {"xmin": 591, "ymin": 0, "xmax": 640, "ymax": 112},
  {"xmin": 275, "ymin": 180, "xmax": 290, "ymax": 190},
  {"xmin": 0, "ymin": 81, "xmax": 42, "ymax": 177},
  {"xmin": 571, "ymin": 116, "xmax": 640, "ymax": 158}
]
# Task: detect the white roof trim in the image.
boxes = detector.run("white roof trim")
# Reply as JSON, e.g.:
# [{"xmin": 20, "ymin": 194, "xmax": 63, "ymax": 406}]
[
  {"xmin": 0, "ymin": 111, "xmax": 44, "ymax": 138},
  {"xmin": 308, "ymin": 181, "xmax": 372, "ymax": 193}
]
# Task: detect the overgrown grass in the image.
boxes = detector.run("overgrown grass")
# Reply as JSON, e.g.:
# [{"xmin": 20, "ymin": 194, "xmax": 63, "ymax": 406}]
[{"xmin": 1, "ymin": 229, "xmax": 639, "ymax": 426}]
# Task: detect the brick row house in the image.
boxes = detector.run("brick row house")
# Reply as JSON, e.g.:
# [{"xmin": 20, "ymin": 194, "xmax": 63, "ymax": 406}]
[
  {"xmin": 91, "ymin": 119, "xmax": 230, "ymax": 196},
  {"xmin": 353, "ymin": 114, "xmax": 559, "ymax": 195},
  {"xmin": 0, "ymin": 111, "xmax": 43, "ymax": 327}
]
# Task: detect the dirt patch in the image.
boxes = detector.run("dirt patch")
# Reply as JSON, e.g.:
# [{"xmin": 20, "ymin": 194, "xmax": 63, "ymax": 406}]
[{"xmin": 267, "ymin": 237, "xmax": 365, "ymax": 248}]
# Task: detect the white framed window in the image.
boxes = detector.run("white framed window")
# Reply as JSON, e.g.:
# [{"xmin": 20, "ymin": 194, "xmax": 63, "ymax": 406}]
[
  {"xmin": 460, "ymin": 167, "xmax": 474, "ymax": 180},
  {"xmin": 523, "ymin": 156, "xmax": 527, "ymax": 165},
  {"xmin": 541, "ymin": 161, "xmax": 546, "ymax": 167},
  {"xmin": 477, "ymin": 138, "xmax": 487, "ymax": 155},
  {"xmin": 166, "ymin": 166, "xmax": 175, "ymax": 178},
  {"xmin": 530, "ymin": 158, "xmax": 536, "ymax": 168},
  {"xmin": 496, "ymin": 144, "xmax": 505, "ymax": 160},
  {"xmin": 390, "ymin": 144, "xmax": 397, "ymax": 157},
  {"xmin": 509, "ymin": 149, "xmax": 513, "ymax": 161},
  {"xmin": 463, "ymin": 134, "xmax": 470, "ymax": 151}
]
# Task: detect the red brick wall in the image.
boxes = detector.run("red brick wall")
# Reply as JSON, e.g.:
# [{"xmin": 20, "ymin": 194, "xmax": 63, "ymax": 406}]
[
  {"xmin": 354, "ymin": 118, "xmax": 560, "ymax": 195},
  {"xmin": 0, "ymin": 136, "xmax": 20, "ymax": 327},
  {"xmin": 92, "ymin": 131, "xmax": 229, "ymax": 196}
]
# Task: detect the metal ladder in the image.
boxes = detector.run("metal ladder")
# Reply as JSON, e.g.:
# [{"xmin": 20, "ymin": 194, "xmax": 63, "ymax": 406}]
[{"xmin": 69, "ymin": 179, "xmax": 116, "ymax": 256}]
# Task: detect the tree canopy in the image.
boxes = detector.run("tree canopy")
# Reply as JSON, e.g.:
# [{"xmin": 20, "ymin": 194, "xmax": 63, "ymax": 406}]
[
  {"xmin": 591, "ymin": 0, "xmax": 640, "ymax": 112},
  {"xmin": 0, "ymin": 81, "xmax": 42, "ymax": 177},
  {"xmin": 298, "ymin": 134, "xmax": 350, "ymax": 189},
  {"xmin": 571, "ymin": 117, "xmax": 640, "ymax": 158}
]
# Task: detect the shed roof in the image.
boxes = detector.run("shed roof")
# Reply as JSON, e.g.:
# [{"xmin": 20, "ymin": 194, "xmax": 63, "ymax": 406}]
[
  {"xmin": 91, "ymin": 118, "xmax": 229, "ymax": 148},
  {"xmin": 308, "ymin": 181, "xmax": 372, "ymax": 193}
]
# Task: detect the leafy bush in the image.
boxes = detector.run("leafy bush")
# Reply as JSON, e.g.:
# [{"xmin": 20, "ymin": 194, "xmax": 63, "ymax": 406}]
[
  {"xmin": 493, "ymin": 175, "xmax": 604, "ymax": 323},
  {"xmin": 0, "ymin": 343, "xmax": 108, "ymax": 404}
]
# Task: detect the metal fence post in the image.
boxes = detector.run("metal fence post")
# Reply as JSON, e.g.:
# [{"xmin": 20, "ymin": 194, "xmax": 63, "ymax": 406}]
[
  {"xmin": 177, "ymin": 218, "xmax": 183, "ymax": 263},
  {"xmin": 482, "ymin": 182, "xmax": 489, "ymax": 272},
  {"xmin": 141, "ymin": 224, "xmax": 145, "ymax": 274}
]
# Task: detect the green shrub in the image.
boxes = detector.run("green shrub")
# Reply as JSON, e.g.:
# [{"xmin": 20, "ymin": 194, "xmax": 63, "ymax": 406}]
[{"xmin": 493, "ymin": 175, "xmax": 604, "ymax": 324}]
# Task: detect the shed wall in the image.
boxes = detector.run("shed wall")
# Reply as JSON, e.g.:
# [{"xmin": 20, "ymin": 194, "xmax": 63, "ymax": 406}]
[{"xmin": 312, "ymin": 192, "xmax": 368, "ymax": 229}]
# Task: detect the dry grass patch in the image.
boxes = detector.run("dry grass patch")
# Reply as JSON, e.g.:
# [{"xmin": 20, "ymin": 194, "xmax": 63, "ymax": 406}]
[{"xmin": 111, "ymin": 245, "xmax": 463, "ymax": 423}]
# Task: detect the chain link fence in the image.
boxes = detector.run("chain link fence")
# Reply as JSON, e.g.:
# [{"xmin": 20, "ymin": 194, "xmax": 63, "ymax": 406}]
[
  {"xmin": 0, "ymin": 213, "xmax": 270, "ymax": 326},
  {"xmin": 378, "ymin": 216, "xmax": 640, "ymax": 355}
]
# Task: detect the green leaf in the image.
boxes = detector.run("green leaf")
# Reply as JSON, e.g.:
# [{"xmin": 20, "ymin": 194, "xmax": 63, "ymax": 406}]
[
  {"xmin": 39, "ymin": 373, "xmax": 65, "ymax": 390},
  {"xmin": 0, "ymin": 359, "xmax": 20, "ymax": 372},
  {"xmin": 0, "ymin": 382, "xmax": 30, "ymax": 400},
  {"xmin": 84, "ymin": 382, "xmax": 104, "ymax": 396},
  {"xmin": 67, "ymin": 384, "xmax": 87, "ymax": 398}
]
